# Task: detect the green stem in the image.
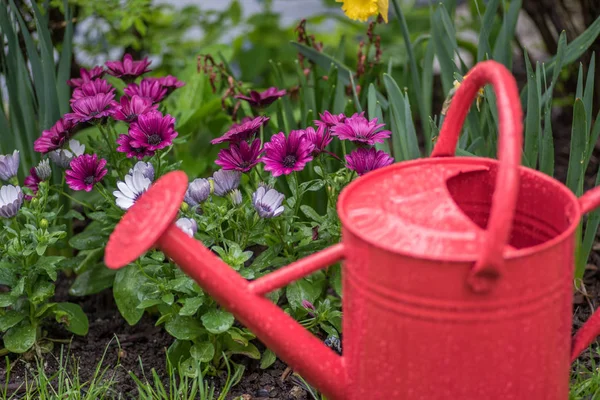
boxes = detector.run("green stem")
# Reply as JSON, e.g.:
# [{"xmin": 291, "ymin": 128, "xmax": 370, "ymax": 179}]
[
  {"xmin": 156, "ymin": 153, "xmax": 163, "ymax": 178},
  {"xmin": 95, "ymin": 183, "xmax": 121, "ymax": 212},
  {"xmin": 52, "ymin": 188, "xmax": 95, "ymax": 211},
  {"xmin": 98, "ymin": 125, "xmax": 118, "ymax": 164}
]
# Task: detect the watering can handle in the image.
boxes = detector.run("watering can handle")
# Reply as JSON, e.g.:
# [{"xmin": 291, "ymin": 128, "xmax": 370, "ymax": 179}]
[
  {"xmin": 571, "ymin": 189, "xmax": 600, "ymax": 361},
  {"xmin": 430, "ymin": 60, "xmax": 523, "ymax": 293}
]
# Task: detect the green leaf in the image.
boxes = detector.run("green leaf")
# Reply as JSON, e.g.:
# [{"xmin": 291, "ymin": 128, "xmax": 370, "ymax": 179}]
[
  {"xmin": 0, "ymin": 293, "xmax": 15, "ymax": 308},
  {"xmin": 566, "ymin": 99, "xmax": 587, "ymax": 196},
  {"xmin": 0, "ymin": 263, "xmax": 17, "ymax": 286},
  {"xmin": 260, "ymin": 348, "xmax": 277, "ymax": 369},
  {"xmin": 31, "ymin": 280, "xmax": 55, "ymax": 305},
  {"xmin": 113, "ymin": 265, "xmax": 146, "ymax": 325},
  {"xmin": 3, "ymin": 322, "xmax": 36, "ymax": 353},
  {"xmin": 165, "ymin": 315, "xmax": 203, "ymax": 340},
  {"xmin": 179, "ymin": 296, "xmax": 205, "ymax": 316},
  {"xmin": 33, "ymin": 256, "xmax": 65, "ymax": 281},
  {"xmin": 69, "ymin": 265, "xmax": 117, "ymax": 296},
  {"xmin": 477, "ymin": 0, "xmax": 499, "ymax": 61},
  {"xmin": 523, "ymin": 52, "xmax": 540, "ymax": 169},
  {"xmin": 300, "ymin": 205, "xmax": 325, "ymax": 224},
  {"xmin": 492, "ymin": 0, "xmax": 521, "ymax": 68},
  {"xmin": 201, "ymin": 309, "xmax": 235, "ymax": 334},
  {"xmin": 69, "ymin": 229, "xmax": 107, "ymax": 250},
  {"xmin": 190, "ymin": 342, "xmax": 215, "ymax": 362},
  {"xmin": 0, "ymin": 311, "xmax": 25, "ymax": 331},
  {"xmin": 63, "ymin": 210, "xmax": 84, "ymax": 221},
  {"xmin": 383, "ymin": 74, "xmax": 420, "ymax": 160},
  {"xmin": 167, "ymin": 339, "xmax": 191, "ymax": 366},
  {"xmin": 223, "ymin": 335, "xmax": 261, "ymax": 359},
  {"xmin": 54, "ymin": 303, "xmax": 88, "ymax": 336},
  {"xmin": 286, "ymin": 272, "xmax": 326, "ymax": 311}
]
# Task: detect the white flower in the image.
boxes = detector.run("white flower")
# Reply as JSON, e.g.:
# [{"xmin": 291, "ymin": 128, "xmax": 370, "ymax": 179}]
[
  {"xmin": 0, "ymin": 185, "xmax": 24, "ymax": 218},
  {"xmin": 113, "ymin": 170, "xmax": 152, "ymax": 210},
  {"xmin": 176, "ymin": 218, "xmax": 198, "ymax": 238},
  {"xmin": 49, "ymin": 139, "xmax": 86, "ymax": 169}
]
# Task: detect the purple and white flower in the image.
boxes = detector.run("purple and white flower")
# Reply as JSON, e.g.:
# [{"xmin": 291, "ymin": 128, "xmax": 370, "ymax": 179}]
[
  {"xmin": 176, "ymin": 217, "xmax": 198, "ymax": 238},
  {"xmin": 49, "ymin": 139, "xmax": 86, "ymax": 169},
  {"xmin": 128, "ymin": 111, "xmax": 178, "ymax": 151},
  {"xmin": 212, "ymin": 169, "xmax": 241, "ymax": 197},
  {"xmin": 0, "ymin": 185, "xmax": 24, "ymax": 218},
  {"xmin": 0, "ymin": 150, "xmax": 20, "ymax": 182},
  {"xmin": 252, "ymin": 186, "xmax": 284, "ymax": 218},
  {"xmin": 34, "ymin": 159, "xmax": 52, "ymax": 181},
  {"xmin": 34, "ymin": 118, "xmax": 77, "ymax": 154},
  {"xmin": 184, "ymin": 178, "xmax": 212, "ymax": 206},
  {"xmin": 129, "ymin": 161, "xmax": 155, "ymax": 182},
  {"xmin": 113, "ymin": 170, "xmax": 152, "ymax": 210}
]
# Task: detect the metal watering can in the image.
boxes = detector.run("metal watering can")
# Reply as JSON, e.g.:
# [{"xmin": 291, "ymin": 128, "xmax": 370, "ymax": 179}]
[{"xmin": 105, "ymin": 61, "xmax": 600, "ymax": 399}]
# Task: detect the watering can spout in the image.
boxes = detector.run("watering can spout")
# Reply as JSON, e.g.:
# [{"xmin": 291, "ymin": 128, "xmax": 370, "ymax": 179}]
[{"xmin": 105, "ymin": 171, "xmax": 347, "ymax": 400}]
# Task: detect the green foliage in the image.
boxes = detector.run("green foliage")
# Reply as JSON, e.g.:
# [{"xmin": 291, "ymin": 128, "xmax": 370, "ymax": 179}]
[{"xmin": 0, "ymin": 181, "xmax": 86, "ymax": 355}]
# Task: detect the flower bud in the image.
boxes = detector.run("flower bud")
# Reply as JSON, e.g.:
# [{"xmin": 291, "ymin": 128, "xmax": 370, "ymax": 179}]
[
  {"xmin": 40, "ymin": 219, "xmax": 49, "ymax": 229},
  {"xmin": 180, "ymin": 202, "xmax": 189, "ymax": 213},
  {"xmin": 35, "ymin": 159, "xmax": 52, "ymax": 181}
]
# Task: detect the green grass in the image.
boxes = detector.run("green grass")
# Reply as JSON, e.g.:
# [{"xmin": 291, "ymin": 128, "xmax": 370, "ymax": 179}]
[
  {"xmin": 0, "ymin": 341, "xmax": 240, "ymax": 400},
  {"xmin": 571, "ymin": 348, "xmax": 600, "ymax": 400}
]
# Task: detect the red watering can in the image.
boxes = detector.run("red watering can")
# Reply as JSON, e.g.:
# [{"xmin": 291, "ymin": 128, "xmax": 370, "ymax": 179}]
[{"xmin": 105, "ymin": 60, "xmax": 600, "ymax": 399}]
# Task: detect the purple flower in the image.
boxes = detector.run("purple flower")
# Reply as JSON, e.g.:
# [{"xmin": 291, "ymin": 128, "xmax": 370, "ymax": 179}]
[
  {"xmin": 301, "ymin": 299, "xmax": 316, "ymax": 317},
  {"xmin": 71, "ymin": 79, "xmax": 114, "ymax": 102},
  {"xmin": 315, "ymin": 111, "xmax": 346, "ymax": 130},
  {"xmin": 24, "ymin": 167, "xmax": 42, "ymax": 198},
  {"xmin": 215, "ymin": 139, "xmax": 263, "ymax": 172},
  {"xmin": 212, "ymin": 169, "xmax": 241, "ymax": 196},
  {"xmin": 211, "ymin": 116, "xmax": 269, "ymax": 144},
  {"xmin": 147, "ymin": 75, "xmax": 185, "ymax": 93},
  {"xmin": 34, "ymin": 118, "xmax": 77, "ymax": 154},
  {"xmin": 176, "ymin": 217, "xmax": 198, "ymax": 238},
  {"xmin": 66, "ymin": 154, "xmax": 108, "ymax": 192},
  {"xmin": 252, "ymin": 186, "xmax": 284, "ymax": 218},
  {"xmin": 332, "ymin": 113, "xmax": 391, "ymax": 146},
  {"xmin": 112, "ymin": 95, "xmax": 158, "ymax": 123},
  {"xmin": 124, "ymin": 80, "xmax": 167, "ymax": 104},
  {"xmin": 261, "ymin": 131, "xmax": 314, "ymax": 177},
  {"xmin": 49, "ymin": 139, "xmax": 85, "ymax": 169},
  {"xmin": 67, "ymin": 66, "xmax": 105, "ymax": 88},
  {"xmin": 185, "ymin": 178, "xmax": 212, "ymax": 206},
  {"xmin": 64, "ymin": 93, "xmax": 117, "ymax": 124},
  {"xmin": 128, "ymin": 111, "xmax": 178, "ymax": 151},
  {"xmin": 0, "ymin": 150, "xmax": 20, "ymax": 182},
  {"xmin": 304, "ymin": 126, "xmax": 332, "ymax": 155},
  {"xmin": 116, "ymin": 134, "xmax": 156, "ymax": 160},
  {"xmin": 345, "ymin": 147, "xmax": 394, "ymax": 176},
  {"xmin": 105, "ymin": 54, "xmax": 151, "ymax": 80},
  {"xmin": 235, "ymin": 87, "xmax": 287, "ymax": 108},
  {"xmin": 0, "ymin": 185, "xmax": 24, "ymax": 218}
]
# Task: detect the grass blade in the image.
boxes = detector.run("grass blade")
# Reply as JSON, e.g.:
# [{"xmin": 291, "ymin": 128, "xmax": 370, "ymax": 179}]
[
  {"xmin": 566, "ymin": 99, "xmax": 587, "ymax": 195},
  {"xmin": 477, "ymin": 0, "xmax": 500, "ymax": 61},
  {"xmin": 523, "ymin": 51, "xmax": 540, "ymax": 169},
  {"xmin": 492, "ymin": 0, "xmax": 522, "ymax": 69},
  {"xmin": 290, "ymin": 42, "xmax": 354, "ymax": 85},
  {"xmin": 56, "ymin": 0, "xmax": 73, "ymax": 115}
]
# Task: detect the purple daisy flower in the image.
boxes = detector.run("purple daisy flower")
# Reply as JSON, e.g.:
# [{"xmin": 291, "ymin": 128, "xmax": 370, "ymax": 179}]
[
  {"xmin": 332, "ymin": 113, "xmax": 391, "ymax": 146},
  {"xmin": 112, "ymin": 95, "xmax": 158, "ymax": 123},
  {"xmin": 128, "ymin": 111, "xmax": 178, "ymax": 151},
  {"xmin": 147, "ymin": 75, "xmax": 185, "ymax": 93},
  {"xmin": 235, "ymin": 87, "xmax": 286, "ymax": 108},
  {"xmin": 215, "ymin": 139, "xmax": 263, "ymax": 172},
  {"xmin": 176, "ymin": 217, "xmax": 198, "ymax": 238},
  {"xmin": 0, "ymin": 150, "xmax": 20, "ymax": 182},
  {"xmin": 105, "ymin": 54, "xmax": 152, "ymax": 80},
  {"xmin": 24, "ymin": 167, "xmax": 42, "ymax": 199},
  {"xmin": 34, "ymin": 118, "xmax": 77, "ymax": 153},
  {"xmin": 304, "ymin": 126, "xmax": 332, "ymax": 155},
  {"xmin": 261, "ymin": 130, "xmax": 314, "ymax": 177},
  {"xmin": 71, "ymin": 79, "xmax": 115, "ymax": 102},
  {"xmin": 211, "ymin": 116, "xmax": 269, "ymax": 145},
  {"xmin": 315, "ymin": 111, "xmax": 346, "ymax": 130},
  {"xmin": 64, "ymin": 93, "xmax": 117, "ymax": 124},
  {"xmin": 124, "ymin": 80, "xmax": 167, "ymax": 104},
  {"xmin": 252, "ymin": 186, "xmax": 284, "ymax": 218},
  {"xmin": 67, "ymin": 66, "xmax": 105, "ymax": 88},
  {"xmin": 345, "ymin": 147, "xmax": 394, "ymax": 176},
  {"xmin": 116, "ymin": 134, "xmax": 156, "ymax": 159},
  {"xmin": 66, "ymin": 154, "xmax": 108, "ymax": 192},
  {"xmin": 0, "ymin": 185, "xmax": 24, "ymax": 219}
]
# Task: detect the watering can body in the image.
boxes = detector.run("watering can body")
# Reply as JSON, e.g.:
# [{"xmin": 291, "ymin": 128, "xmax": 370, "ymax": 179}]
[{"xmin": 105, "ymin": 60, "xmax": 600, "ymax": 400}]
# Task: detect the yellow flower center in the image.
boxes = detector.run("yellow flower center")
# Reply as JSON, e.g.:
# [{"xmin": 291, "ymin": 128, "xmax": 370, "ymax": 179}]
[{"xmin": 337, "ymin": 0, "xmax": 389, "ymax": 23}]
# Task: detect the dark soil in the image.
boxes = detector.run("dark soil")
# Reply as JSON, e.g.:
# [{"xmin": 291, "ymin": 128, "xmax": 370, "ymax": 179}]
[{"xmin": 0, "ymin": 274, "xmax": 310, "ymax": 399}]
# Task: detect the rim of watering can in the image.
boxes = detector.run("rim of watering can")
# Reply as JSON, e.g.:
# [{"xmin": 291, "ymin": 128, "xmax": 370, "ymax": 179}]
[{"xmin": 337, "ymin": 155, "xmax": 582, "ymax": 263}]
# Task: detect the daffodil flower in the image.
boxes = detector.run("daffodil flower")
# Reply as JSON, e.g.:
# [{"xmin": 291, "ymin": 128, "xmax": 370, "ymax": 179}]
[{"xmin": 336, "ymin": 0, "xmax": 389, "ymax": 23}]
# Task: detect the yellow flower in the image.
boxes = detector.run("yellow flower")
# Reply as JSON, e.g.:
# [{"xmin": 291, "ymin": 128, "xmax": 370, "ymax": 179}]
[{"xmin": 337, "ymin": 0, "xmax": 389, "ymax": 23}]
